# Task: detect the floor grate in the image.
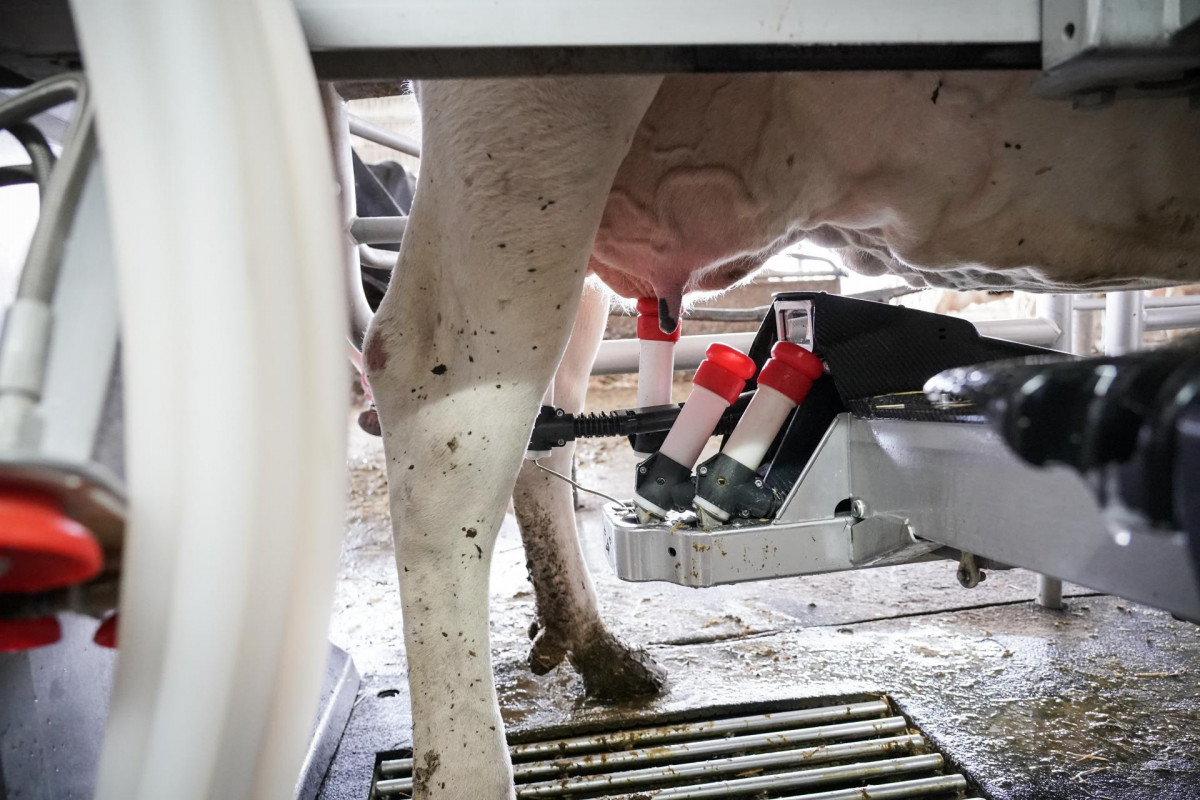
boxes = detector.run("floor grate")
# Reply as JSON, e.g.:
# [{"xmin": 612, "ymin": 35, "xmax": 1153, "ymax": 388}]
[{"xmin": 370, "ymin": 697, "xmax": 984, "ymax": 799}]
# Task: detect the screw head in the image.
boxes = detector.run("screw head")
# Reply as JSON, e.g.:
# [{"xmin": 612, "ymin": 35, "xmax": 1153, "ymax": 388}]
[
  {"xmin": 638, "ymin": 466, "xmax": 648, "ymax": 474},
  {"xmin": 555, "ymin": 408, "xmax": 565, "ymax": 417},
  {"xmin": 851, "ymin": 498, "xmax": 868, "ymax": 518},
  {"xmin": 556, "ymin": 439, "xmax": 565, "ymax": 446},
  {"xmin": 698, "ymin": 467, "xmax": 708, "ymax": 475},
  {"xmin": 753, "ymin": 479, "xmax": 764, "ymax": 488},
  {"xmin": 739, "ymin": 509, "xmax": 750, "ymax": 518},
  {"xmin": 655, "ymin": 477, "xmax": 666, "ymax": 485}
]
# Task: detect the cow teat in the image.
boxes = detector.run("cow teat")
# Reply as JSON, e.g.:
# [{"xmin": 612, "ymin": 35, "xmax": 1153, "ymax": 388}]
[{"xmin": 657, "ymin": 296, "xmax": 679, "ymax": 334}]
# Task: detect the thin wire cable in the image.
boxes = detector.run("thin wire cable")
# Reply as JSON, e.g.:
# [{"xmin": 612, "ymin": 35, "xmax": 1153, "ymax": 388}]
[{"xmin": 533, "ymin": 459, "xmax": 630, "ymax": 510}]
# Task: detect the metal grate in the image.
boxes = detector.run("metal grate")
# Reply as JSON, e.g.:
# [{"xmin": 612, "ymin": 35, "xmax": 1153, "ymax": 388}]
[{"xmin": 370, "ymin": 697, "xmax": 984, "ymax": 799}]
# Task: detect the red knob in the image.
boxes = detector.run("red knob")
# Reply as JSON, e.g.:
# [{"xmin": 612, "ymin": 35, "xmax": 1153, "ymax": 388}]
[{"xmin": 0, "ymin": 490, "xmax": 104, "ymax": 593}]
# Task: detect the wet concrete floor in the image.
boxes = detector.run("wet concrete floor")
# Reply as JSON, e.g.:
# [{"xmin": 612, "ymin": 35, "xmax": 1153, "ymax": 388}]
[{"xmin": 320, "ymin": 377, "xmax": 1200, "ymax": 800}]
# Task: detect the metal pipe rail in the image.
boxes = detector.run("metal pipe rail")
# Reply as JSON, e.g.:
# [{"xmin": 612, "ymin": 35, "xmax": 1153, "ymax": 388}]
[
  {"xmin": 1144, "ymin": 305, "xmax": 1200, "ymax": 332},
  {"xmin": 349, "ymin": 214, "xmax": 407, "ymax": 245},
  {"xmin": 1074, "ymin": 295, "xmax": 1200, "ymax": 311},
  {"xmin": 593, "ymin": 316, "xmax": 1063, "ymax": 376},
  {"xmin": 347, "ymin": 113, "xmax": 420, "ymax": 158}
]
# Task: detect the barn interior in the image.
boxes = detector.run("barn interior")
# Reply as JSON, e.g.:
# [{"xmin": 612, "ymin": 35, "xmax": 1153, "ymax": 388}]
[{"xmin": 1, "ymin": 3, "xmax": 1199, "ymax": 800}]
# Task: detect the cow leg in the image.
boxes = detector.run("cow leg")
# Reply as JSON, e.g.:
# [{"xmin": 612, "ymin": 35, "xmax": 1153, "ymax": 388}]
[
  {"xmin": 364, "ymin": 76, "xmax": 662, "ymax": 800},
  {"xmin": 514, "ymin": 283, "xmax": 666, "ymax": 699}
]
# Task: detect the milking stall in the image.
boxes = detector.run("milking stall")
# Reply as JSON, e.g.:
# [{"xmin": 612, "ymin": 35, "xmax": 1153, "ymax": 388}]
[{"xmin": 1, "ymin": 2, "xmax": 1200, "ymax": 799}]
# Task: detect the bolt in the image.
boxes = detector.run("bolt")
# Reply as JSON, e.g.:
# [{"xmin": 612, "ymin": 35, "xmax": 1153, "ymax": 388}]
[
  {"xmin": 850, "ymin": 498, "xmax": 867, "ymax": 518},
  {"xmin": 739, "ymin": 509, "xmax": 750, "ymax": 518},
  {"xmin": 753, "ymin": 479, "xmax": 764, "ymax": 488},
  {"xmin": 555, "ymin": 408, "xmax": 565, "ymax": 417},
  {"xmin": 638, "ymin": 466, "xmax": 648, "ymax": 474},
  {"xmin": 698, "ymin": 466, "xmax": 708, "ymax": 475},
  {"xmin": 556, "ymin": 439, "xmax": 565, "ymax": 446},
  {"xmin": 655, "ymin": 477, "xmax": 666, "ymax": 485}
]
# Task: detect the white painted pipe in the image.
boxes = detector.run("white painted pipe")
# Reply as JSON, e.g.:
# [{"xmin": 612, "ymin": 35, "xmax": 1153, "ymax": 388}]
[
  {"xmin": 972, "ymin": 316, "xmax": 1061, "ymax": 347},
  {"xmin": 1073, "ymin": 295, "xmax": 1200, "ymax": 312},
  {"xmin": 348, "ymin": 114, "xmax": 421, "ymax": 158},
  {"xmin": 1034, "ymin": 294, "xmax": 1073, "ymax": 352},
  {"xmin": 359, "ymin": 243, "xmax": 398, "ymax": 270},
  {"xmin": 1104, "ymin": 290, "xmax": 1145, "ymax": 355},
  {"xmin": 71, "ymin": 1, "xmax": 348, "ymax": 799},
  {"xmin": 1144, "ymin": 305, "xmax": 1200, "ymax": 332},
  {"xmin": 322, "ymin": 85, "xmax": 373, "ymax": 344},
  {"xmin": 1031, "ymin": 295, "xmax": 1072, "ymax": 603},
  {"xmin": 349, "ymin": 214, "xmax": 408, "ymax": 245},
  {"xmin": 596, "ymin": 332, "xmax": 755, "ymax": 376}
]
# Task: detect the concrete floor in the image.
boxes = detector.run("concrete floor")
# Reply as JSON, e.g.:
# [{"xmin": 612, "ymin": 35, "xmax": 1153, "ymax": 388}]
[{"xmin": 320, "ymin": 377, "xmax": 1200, "ymax": 800}]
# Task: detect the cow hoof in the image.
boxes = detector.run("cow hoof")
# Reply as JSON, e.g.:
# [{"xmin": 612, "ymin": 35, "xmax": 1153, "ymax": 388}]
[
  {"xmin": 528, "ymin": 627, "xmax": 569, "ymax": 675},
  {"xmin": 570, "ymin": 630, "xmax": 667, "ymax": 702}
]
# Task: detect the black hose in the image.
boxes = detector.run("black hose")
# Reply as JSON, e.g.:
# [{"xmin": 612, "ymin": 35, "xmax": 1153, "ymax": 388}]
[{"xmin": 0, "ymin": 164, "xmax": 36, "ymax": 188}]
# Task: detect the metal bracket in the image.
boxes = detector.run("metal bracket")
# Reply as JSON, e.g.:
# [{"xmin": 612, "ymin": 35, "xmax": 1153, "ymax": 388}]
[{"xmin": 1037, "ymin": 1, "xmax": 1200, "ymax": 103}]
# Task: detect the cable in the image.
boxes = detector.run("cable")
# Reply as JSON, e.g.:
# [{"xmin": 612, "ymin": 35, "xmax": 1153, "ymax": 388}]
[
  {"xmin": 17, "ymin": 100, "xmax": 95, "ymax": 303},
  {"xmin": 0, "ymin": 73, "xmax": 85, "ymax": 130},
  {"xmin": 4, "ymin": 122, "xmax": 56, "ymax": 191},
  {"xmin": 0, "ymin": 164, "xmax": 35, "ymax": 188},
  {"xmin": 532, "ymin": 460, "xmax": 630, "ymax": 510}
]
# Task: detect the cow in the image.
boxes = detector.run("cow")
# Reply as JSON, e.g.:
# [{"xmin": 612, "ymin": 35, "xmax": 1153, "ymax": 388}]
[{"xmin": 362, "ymin": 72, "xmax": 1199, "ymax": 798}]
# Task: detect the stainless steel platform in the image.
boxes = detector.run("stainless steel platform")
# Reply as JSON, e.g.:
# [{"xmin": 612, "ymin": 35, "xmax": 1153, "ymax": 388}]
[{"xmin": 604, "ymin": 414, "xmax": 1200, "ymax": 621}]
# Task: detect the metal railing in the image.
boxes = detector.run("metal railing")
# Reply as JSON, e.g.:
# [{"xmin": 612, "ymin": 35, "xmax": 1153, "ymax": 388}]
[{"xmin": 594, "ymin": 288, "xmax": 1200, "ymax": 375}]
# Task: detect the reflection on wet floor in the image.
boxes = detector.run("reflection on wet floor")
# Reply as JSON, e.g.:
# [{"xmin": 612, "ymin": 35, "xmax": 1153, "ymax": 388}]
[{"xmin": 322, "ymin": 378, "xmax": 1200, "ymax": 800}]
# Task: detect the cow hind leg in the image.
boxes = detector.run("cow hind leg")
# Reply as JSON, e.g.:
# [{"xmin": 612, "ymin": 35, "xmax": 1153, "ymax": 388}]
[
  {"xmin": 365, "ymin": 76, "xmax": 662, "ymax": 800},
  {"xmin": 515, "ymin": 283, "xmax": 667, "ymax": 700}
]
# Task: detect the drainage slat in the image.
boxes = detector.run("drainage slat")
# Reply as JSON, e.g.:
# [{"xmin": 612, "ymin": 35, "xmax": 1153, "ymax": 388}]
[
  {"xmin": 514, "ymin": 717, "xmax": 909, "ymax": 782},
  {"xmin": 508, "ymin": 700, "xmax": 891, "ymax": 760},
  {"xmin": 514, "ymin": 735, "xmax": 924, "ymax": 797},
  {"xmin": 379, "ymin": 716, "xmax": 908, "ymax": 783},
  {"xmin": 774, "ymin": 774, "xmax": 969, "ymax": 799},
  {"xmin": 630, "ymin": 753, "xmax": 945, "ymax": 800},
  {"xmin": 378, "ymin": 700, "xmax": 891, "ymax": 777},
  {"xmin": 371, "ymin": 698, "xmax": 980, "ymax": 800}
]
